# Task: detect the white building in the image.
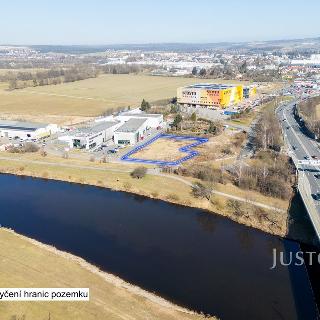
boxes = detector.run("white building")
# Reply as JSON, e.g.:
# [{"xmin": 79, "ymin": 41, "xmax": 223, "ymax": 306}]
[
  {"xmin": 59, "ymin": 121, "xmax": 121, "ymax": 150},
  {"xmin": 115, "ymin": 113, "xmax": 163, "ymax": 129},
  {"xmin": 114, "ymin": 118, "xmax": 148, "ymax": 145},
  {"xmin": 95, "ymin": 110, "xmax": 164, "ymax": 130},
  {"xmin": 0, "ymin": 120, "xmax": 59, "ymax": 140},
  {"xmin": 291, "ymin": 54, "xmax": 320, "ymax": 67}
]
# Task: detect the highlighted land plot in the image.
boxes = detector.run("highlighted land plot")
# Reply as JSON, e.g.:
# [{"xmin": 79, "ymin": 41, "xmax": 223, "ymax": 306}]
[{"xmin": 121, "ymin": 133, "xmax": 208, "ymax": 166}]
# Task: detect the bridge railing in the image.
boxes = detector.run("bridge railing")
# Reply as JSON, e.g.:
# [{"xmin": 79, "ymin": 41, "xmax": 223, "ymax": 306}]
[
  {"xmin": 298, "ymin": 172, "xmax": 320, "ymax": 240},
  {"xmin": 277, "ymin": 103, "xmax": 320, "ymax": 240}
]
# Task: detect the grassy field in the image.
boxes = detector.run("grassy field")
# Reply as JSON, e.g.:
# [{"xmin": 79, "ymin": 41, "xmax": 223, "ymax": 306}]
[
  {"xmin": 0, "ymin": 74, "xmax": 246, "ymax": 123},
  {"xmin": 0, "ymin": 228, "xmax": 212, "ymax": 320}
]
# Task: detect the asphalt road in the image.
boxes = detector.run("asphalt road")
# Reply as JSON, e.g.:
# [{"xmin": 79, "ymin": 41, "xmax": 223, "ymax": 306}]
[{"xmin": 276, "ymin": 99, "xmax": 320, "ymax": 206}]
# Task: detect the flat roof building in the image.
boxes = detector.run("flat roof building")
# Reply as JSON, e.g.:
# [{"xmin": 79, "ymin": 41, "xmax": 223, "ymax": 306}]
[
  {"xmin": 59, "ymin": 121, "xmax": 121, "ymax": 150},
  {"xmin": 177, "ymin": 83, "xmax": 256, "ymax": 108},
  {"xmin": 0, "ymin": 120, "xmax": 59, "ymax": 140},
  {"xmin": 114, "ymin": 118, "xmax": 148, "ymax": 145},
  {"xmin": 116, "ymin": 112, "xmax": 163, "ymax": 129}
]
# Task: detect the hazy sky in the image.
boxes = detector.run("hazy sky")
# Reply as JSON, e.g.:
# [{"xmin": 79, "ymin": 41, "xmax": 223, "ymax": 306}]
[{"xmin": 1, "ymin": 0, "xmax": 319, "ymax": 45}]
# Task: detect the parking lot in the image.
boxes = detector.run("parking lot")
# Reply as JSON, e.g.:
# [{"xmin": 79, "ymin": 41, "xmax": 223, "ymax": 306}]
[{"xmin": 90, "ymin": 127, "xmax": 163, "ymax": 160}]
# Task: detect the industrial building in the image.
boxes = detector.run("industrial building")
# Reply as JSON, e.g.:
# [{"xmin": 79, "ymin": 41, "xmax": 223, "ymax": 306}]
[
  {"xmin": 0, "ymin": 120, "xmax": 59, "ymax": 140},
  {"xmin": 177, "ymin": 83, "xmax": 256, "ymax": 108},
  {"xmin": 116, "ymin": 112, "xmax": 163, "ymax": 129},
  {"xmin": 96, "ymin": 111, "xmax": 164, "ymax": 130},
  {"xmin": 59, "ymin": 121, "xmax": 121, "ymax": 150},
  {"xmin": 59, "ymin": 112, "xmax": 164, "ymax": 150},
  {"xmin": 114, "ymin": 118, "xmax": 148, "ymax": 145}
]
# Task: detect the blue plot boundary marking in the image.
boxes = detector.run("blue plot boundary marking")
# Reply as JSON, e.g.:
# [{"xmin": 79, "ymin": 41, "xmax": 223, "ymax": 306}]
[{"xmin": 121, "ymin": 133, "xmax": 208, "ymax": 166}]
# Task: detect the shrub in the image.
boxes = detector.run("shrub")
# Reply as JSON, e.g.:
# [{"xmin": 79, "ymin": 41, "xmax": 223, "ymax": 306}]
[
  {"xmin": 131, "ymin": 167, "xmax": 147, "ymax": 179},
  {"xmin": 190, "ymin": 112, "xmax": 197, "ymax": 122},
  {"xmin": 40, "ymin": 150, "xmax": 47, "ymax": 157},
  {"xmin": 208, "ymin": 121, "xmax": 223, "ymax": 136},
  {"xmin": 8, "ymin": 146, "xmax": 21, "ymax": 153},
  {"xmin": 166, "ymin": 193, "xmax": 180, "ymax": 201},
  {"xmin": 123, "ymin": 182, "xmax": 132, "ymax": 190},
  {"xmin": 226, "ymin": 199, "xmax": 244, "ymax": 217},
  {"xmin": 151, "ymin": 191, "xmax": 159, "ymax": 198},
  {"xmin": 221, "ymin": 146, "xmax": 233, "ymax": 155},
  {"xmin": 191, "ymin": 182, "xmax": 212, "ymax": 200},
  {"xmin": 170, "ymin": 104, "xmax": 179, "ymax": 113},
  {"xmin": 23, "ymin": 142, "xmax": 39, "ymax": 153},
  {"xmin": 101, "ymin": 156, "xmax": 107, "ymax": 163},
  {"xmin": 190, "ymin": 165, "xmax": 222, "ymax": 183}
]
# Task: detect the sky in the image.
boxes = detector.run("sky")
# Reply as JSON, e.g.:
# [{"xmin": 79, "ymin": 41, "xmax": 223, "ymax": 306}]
[{"xmin": 0, "ymin": 0, "xmax": 319, "ymax": 45}]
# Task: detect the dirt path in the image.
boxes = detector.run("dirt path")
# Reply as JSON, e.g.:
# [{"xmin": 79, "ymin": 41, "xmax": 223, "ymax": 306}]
[{"xmin": 0, "ymin": 155, "xmax": 285, "ymax": 213}]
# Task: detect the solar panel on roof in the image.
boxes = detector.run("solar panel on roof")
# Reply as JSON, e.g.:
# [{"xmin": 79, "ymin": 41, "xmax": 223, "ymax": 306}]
[{"xmin": 185, "ymin": 83, "xmax": 236, "ymax": 90}]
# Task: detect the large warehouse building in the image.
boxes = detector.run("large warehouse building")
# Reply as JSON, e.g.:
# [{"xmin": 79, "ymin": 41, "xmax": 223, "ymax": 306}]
[
  {"xmin": 177, "ymin": 83, "xmax": 256, "ymax": 108},
  {"xmin": 115, "ymin": 112, "xmax": 163, "ymax": 129},
  {"xmin": 114, "ymin": 118, "xmax": 148, "ymax": 145},
  {"xmin": 0, "ymin": 120, "xmax": 59, "ymax": 140},
  {"xmin": 58, "ymin": 121, "xmax": 121, "ymax": 150}
]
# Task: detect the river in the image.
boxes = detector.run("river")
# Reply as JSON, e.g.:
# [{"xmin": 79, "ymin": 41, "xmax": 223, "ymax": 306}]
[{"xmin": 0, "ymin": 174, "xmax": 318, "ymax": 319}]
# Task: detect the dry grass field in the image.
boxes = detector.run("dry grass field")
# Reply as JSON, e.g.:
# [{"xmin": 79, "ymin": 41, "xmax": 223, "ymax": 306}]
[
  {"xmin": 0, "ymin": 68, "xmax": 48, "ymax": 75},
  {"xmin": 0, "ymin": 74, "xmax": 246, "ymax": 124},
  {"xmin": 132, "ymin": 138, "xmax": 194, "ymax": 161},
  {"xmin": 0, "ymin": 228, "xmax": 212, "ymax": 320}
]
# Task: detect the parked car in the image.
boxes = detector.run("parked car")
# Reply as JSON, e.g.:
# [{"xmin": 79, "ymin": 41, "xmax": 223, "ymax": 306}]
[
  {"xmin": 107, "ymin": 149, "xmax": 118, "ymax": 154},
  {"xmin": 312, "ymin": 193, "xmax": 320, "ymax": 201},
  {"xmin": 311, "ymin": 155, "xmax": 318, "ymax": 159}
]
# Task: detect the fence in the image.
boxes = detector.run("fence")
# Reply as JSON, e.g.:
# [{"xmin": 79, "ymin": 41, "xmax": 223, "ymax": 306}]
[{"xmin": 121, "ymin": 133, "xmax": 208, "ymax": 166}]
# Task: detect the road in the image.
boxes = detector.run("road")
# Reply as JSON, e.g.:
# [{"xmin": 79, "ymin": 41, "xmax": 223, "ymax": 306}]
[
  {"xmin": 276, "ymin": 98, "xmax": 320, "ymax": 238},
  {"xmin": 276, "ymin": 100, "xmax": 320, "ymax": 194}
]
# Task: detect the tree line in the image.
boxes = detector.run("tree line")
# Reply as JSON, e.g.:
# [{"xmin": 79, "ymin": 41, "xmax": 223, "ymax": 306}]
[
  {"xmin": 101, "ymin": 64, "xmax": 155, "ymax": 75},
  {"xmin": 298, "ymin": 96, "xmax": 320, "ymax": 139},
  {"xmin": 190, "ymin": 61, "xmax": 281, "ymax": 82},
  {"xmin": 2, "ymin": 66, "xmax": 99, "ymax": 90}
]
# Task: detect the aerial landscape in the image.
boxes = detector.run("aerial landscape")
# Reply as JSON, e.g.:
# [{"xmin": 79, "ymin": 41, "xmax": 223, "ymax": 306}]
[{"xmin": 1, "ymin": 1, "xmax": 320, "ymax": 319}]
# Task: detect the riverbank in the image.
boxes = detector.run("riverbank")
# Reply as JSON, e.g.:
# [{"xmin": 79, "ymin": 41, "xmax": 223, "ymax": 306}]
[
  {"xmin": 0, "ymin": 151, "xmax": 299, "ymax": 241},
  {"xmin": 0, "ymin": 228, "xmax": 215, "ymax": 320}
]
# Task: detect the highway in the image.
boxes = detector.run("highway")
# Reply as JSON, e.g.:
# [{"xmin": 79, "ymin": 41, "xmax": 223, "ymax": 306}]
[{"xmin": 276, "ymin": 98, "xmax": 320, "ymax": 239}]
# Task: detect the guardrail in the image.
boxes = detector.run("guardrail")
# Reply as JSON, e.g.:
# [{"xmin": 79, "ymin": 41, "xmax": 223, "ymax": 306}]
[{"xmin": 298, "ymin": 173, "xmax": 320, "ymax": 241}]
